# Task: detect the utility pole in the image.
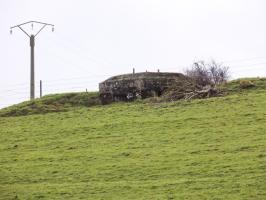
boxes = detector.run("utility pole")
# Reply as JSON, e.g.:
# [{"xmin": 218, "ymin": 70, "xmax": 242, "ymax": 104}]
[
  {"xmin": 10, "ymin": 21, "xmax": 54, "ymax": 100},
  {"xmin": 30, "ymin": 35, "xmax": 35, "ymax": 99}
]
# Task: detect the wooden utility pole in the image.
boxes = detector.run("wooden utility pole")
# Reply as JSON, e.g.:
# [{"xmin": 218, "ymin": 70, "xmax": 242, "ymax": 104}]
[{"xmin": 10, "ymin": 21, "xmax": 54, "ymax": 100}]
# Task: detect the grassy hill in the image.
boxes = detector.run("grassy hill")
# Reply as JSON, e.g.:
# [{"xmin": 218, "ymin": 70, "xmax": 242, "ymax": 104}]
[
  {"xmin": 0, "ymin": 78, "xmax": 266, "ymax": 199},
  {"xmin": 0, "ymin": 92, "xmax": 99, "ymax": 117}
]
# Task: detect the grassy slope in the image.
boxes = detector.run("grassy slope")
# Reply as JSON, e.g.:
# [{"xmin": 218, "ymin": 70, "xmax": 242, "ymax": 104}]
[
  {"xmin": 0, "ymin": 92, "xmax": 99, "ymax": 117},
  {"xmin": 0, "ymin": 79, "xmax": 266, "ymax": 199}
]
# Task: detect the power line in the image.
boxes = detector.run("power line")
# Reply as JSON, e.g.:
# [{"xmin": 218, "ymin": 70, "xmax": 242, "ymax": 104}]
[
  {"xmin": 1, "ymin": 63, "xmax": 265, "ymax": 93},
  {"xmin": 1, "ymin": 61, "xmax": 266, "ymax": 105},
  {"xmin": 222, "ymin": 57, "xmax": 266, "ymax": 64},
  {"xmin": 47, "ymin": 35, "xmax": 116, "ymax": 67},
  {"xmin": 230, "ymin": 62, "xmax": 266, "ymax": 68}
]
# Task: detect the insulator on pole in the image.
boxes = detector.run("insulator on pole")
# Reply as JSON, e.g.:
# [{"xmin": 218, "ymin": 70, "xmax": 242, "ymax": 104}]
[
  {"xmin": 31, "ymin": 23, "xmax": 33, "ymax": 30},
  {"xmin": 10, "ymin": 29, "xmax": 12, "ymax": 35},
  {"xmin": 52, "ymin": 26, "xmax": 54, "ymax": 32}
]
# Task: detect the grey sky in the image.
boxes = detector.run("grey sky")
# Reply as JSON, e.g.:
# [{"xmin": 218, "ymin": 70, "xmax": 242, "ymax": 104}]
[{"xmin": 1, "ymin": 0, "xmax": 266, "ymax": 108}]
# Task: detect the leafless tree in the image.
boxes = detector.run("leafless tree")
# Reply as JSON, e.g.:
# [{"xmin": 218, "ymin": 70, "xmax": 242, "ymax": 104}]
[
  {"xmin": 185, "ymin": 60, "xmax": 229, "ymax": 86},
  {"xmin": 208, "ymin": 60, "xmax": 229, "ymax": 85}
]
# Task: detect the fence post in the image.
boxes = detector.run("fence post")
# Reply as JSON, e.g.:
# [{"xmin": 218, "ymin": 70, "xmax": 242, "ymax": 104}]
[{"xmin": 40, "ymin": 80, "xmax": 42, "ymax": 98}]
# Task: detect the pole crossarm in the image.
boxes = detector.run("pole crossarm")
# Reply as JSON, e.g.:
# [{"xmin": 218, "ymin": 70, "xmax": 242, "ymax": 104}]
[
  {"xmin": 10, "ymin": 21, "xmax": 54, "ymax": 29},
  {"xmin": 35, "ymin": 24, "xmax": 47, "ymax": 37},
  {"xmin": 10, "ymin": 21, "xmax": 54, "ymax": 37},
  {"xmin": 17, "ymin": 26, "xmax": 30, "ymax": 37}
]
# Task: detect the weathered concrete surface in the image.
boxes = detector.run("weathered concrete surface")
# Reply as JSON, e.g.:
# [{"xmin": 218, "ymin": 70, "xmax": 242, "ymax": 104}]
[{"xmin": 99, "ymin": 72, "xmax": 188, "ymax": 103}]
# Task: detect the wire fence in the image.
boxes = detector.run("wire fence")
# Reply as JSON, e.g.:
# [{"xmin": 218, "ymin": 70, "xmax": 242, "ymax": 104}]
[{"xmin": 0, "ymin": 63, "xmax": 265, "ymax": 109}]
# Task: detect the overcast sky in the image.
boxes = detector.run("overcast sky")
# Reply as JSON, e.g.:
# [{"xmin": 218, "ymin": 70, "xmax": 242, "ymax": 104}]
[{"xmin": 1, "ymin": 0, "xmax": 266, "ymax": 108}]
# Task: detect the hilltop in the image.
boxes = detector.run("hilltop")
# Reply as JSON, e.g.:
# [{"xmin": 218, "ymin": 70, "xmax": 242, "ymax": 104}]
[
  {"xmin": 0, "ymin": 92, "xmax": 100, "ymax": 117},
  {"xmin": 0, "ymin": 78, "xmax": 266, "ymax": 199},
  {"xmin": 1, "ymin": 77, "xmax": 266, "ymax": 117}
]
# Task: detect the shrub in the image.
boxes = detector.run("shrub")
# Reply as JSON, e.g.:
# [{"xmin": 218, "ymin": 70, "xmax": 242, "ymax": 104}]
[
  {"xmin": 239, "ymin": 80, "xmax": 255, "ymax": 89},
  {"xmin": 185, "ymin": 60, "xmax": 230, "ymax": 86}
]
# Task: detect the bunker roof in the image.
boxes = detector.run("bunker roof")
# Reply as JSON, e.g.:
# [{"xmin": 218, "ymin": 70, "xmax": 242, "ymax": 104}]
[{"xmin": 100, "ymin": 72, "xmax": 185, "ymax": 83}]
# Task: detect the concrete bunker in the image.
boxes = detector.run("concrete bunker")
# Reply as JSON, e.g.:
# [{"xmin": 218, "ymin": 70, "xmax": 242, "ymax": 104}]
[{"xmin": 99, "ymin": 72, "xmax": 187, "ymax": 104}]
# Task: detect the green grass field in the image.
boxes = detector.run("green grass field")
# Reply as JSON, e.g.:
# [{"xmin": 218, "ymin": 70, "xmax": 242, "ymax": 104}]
[{"xmin": 0, "ymin": 78, "xmax": 266, "ymax": 199}]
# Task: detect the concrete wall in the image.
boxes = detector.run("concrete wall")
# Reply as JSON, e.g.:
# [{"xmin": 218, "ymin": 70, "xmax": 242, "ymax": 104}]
[{"xmin": 99, "ymin": 72, "xmax": 187, "ymax": 103}]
